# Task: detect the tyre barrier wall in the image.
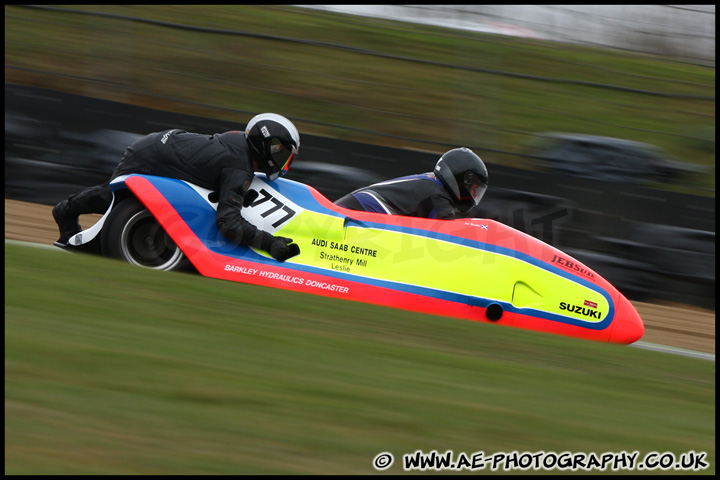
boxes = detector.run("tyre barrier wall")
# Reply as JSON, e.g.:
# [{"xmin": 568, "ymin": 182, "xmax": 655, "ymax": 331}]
[{"xmin": 5, "ymin": 83, "xmax": 715, "ymax": 309}]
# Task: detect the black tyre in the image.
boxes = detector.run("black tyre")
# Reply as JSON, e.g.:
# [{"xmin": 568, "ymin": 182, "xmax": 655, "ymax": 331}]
[{"xmin": 101, "ymin": 197, "xmax": 192, "ymax": 271}]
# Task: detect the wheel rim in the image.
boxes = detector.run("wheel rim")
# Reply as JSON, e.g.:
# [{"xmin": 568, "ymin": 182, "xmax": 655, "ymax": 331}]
[{"xmin": 120, "ymin": 210, "xmax": 185, "ymax": 270}]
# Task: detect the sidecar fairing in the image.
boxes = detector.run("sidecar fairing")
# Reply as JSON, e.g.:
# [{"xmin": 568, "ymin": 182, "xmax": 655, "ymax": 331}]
[{"xmin": 66, "ymin": 173, "xmax": 644, "ymax": 344}]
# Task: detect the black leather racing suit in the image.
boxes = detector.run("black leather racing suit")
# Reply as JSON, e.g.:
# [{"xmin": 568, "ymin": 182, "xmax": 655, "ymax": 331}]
[
  {"xmin": 65, "ymin": 129, "xmax": 277, "ymax": 252},
  {"xmin": 335, "ymin": 173, "xmax": 457, "ymax": 219}
]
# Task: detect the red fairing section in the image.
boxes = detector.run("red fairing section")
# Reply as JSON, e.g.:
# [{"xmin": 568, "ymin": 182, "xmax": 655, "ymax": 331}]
[
  {"xmin": 311, "ymin": 187, "xmax": 644, "ymax": 344},
  {"xmin": 125, "ymin": 176, "xmax": 643, "ymax": 344}
]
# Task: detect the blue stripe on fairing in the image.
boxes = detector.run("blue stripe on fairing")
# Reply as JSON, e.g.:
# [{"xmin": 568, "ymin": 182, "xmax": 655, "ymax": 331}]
[{"xmin": 120, "ymin": 174, "xmax": 615, "ymax": 330}]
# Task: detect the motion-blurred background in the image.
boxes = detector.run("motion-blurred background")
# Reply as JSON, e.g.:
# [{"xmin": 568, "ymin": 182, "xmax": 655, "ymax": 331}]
[{"xmin": 5, "ymin": 5, "xmax": 715, "ymax": 309}]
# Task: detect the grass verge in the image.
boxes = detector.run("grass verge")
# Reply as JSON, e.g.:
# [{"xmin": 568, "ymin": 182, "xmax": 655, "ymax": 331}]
[{"xmin": 5, "ymin": 243, "xmax": 715, "ymax": 474}]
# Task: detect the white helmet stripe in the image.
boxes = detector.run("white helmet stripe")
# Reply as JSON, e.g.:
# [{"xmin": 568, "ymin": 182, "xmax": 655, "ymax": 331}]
[{"xmin": 246, "ymin": 113, "xmax": 300, "ymax": 151}]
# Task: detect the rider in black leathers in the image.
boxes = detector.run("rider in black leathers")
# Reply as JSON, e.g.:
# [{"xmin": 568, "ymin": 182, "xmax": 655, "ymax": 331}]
[
  {"xmin": 52, "ymin": 113, "xmax": 301, "ymax": 262},
  {"xmin": 335, "ymin": 147, "xmax": 489, "ymax": 219}
]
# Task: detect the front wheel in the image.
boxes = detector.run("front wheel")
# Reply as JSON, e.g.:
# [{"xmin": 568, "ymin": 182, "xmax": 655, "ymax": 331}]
[{"xmin": 101, "ymin": 197, "xmax": 192, "ymax": 271}]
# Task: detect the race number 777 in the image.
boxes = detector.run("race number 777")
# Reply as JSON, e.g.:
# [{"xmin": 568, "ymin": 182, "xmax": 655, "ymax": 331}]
[{"xmin": 249, "ymin": 188, "xmax": 297, "ymax": 228}]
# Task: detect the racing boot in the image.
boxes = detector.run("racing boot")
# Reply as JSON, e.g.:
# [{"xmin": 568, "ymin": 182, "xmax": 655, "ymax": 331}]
[
  {"xmin": 52, "ymin": 199, "xmax": 81, "ymax": 247},
  {"xmin": 52, "ymin": 182, "xmax": 113, "ymax": 247}
]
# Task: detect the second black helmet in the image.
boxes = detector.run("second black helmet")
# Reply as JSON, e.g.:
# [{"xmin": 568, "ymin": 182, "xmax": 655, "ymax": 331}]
[{"xmin": 434, "ymin": 147, "xmax": 488, "ymax": 212}]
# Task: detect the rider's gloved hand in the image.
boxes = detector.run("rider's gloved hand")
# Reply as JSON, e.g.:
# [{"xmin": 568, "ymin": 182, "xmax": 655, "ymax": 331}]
[
  {"xmin": 243, "ymin": 189, "xmax": 259, "ymax": 207},
  {"xmin": 269, "ymin": 236, "xmax": 300, "ymax": 262},
  {"xmin": 258, "ymin": 231, "xmax": 300, "ymax": 262}
]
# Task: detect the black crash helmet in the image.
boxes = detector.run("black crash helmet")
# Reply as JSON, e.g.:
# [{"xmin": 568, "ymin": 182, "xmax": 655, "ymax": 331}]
[
  {"xmin": 434, "ymin": 147, "xmax": 488, "ymax": 212},
  {"xmin": 245, "ymin": 113, "xmax": 300, "ymax": 181}
]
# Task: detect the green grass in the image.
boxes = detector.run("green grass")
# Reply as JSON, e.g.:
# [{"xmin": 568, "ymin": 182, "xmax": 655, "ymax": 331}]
[
  {"xmin": 4, "ymin": 5, "xmax": 715, "ymax": 194},
  {"xmin": 4, "ymin": 242, "xmax": 715, "ymax": 474}
]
